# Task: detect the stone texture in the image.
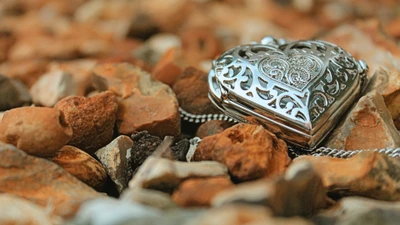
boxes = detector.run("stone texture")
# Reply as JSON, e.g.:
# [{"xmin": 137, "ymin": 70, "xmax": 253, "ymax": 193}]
[
  {"xmin": 0, "ymin": 59, "xmax": 48, "ymax": 87},
  {"xmin": 151, "ymin": 48, "xmax": 185, "ymax": 86},
  {"xmin": 325, "ymin": 91, "xmax": 400, "ymax": 150},
  {"xmin": 95, "ymin": 135, "xmax": 133, "ymax": 193},
  {"xmin": 0, "ymin": 194, "xmax": 60, "ymax": 225},
  {"xmin": 186, "ymin": 204, "xmax": 314, "ymax": 225},
  {"xmin": 313, "ymin": 197, "xmax": 400, "ymax": 225},
  {"xmin": 0, "ymin": 107, "xmax": 72, "ymax": 156},
  {"xmin": 196, "ymin": 120, "xmax": 234, "ymax": 138},
  {"xmin": 172, "ymin": 176, "xmax": 234, "ymax": 207},
  {"xmin": 50, "ymin": 145, "xmax": 107, "ymax": 190},
  {"xmin": 194, "ymin": 123, "xmax": 291, "ymax": 181},
  {"xmin": 129, "ymin": 156, "xmax": 229, "ymax": 192},
  {"xmin": 170, "ymin": 138, "xmax": 190, "ymax": 161},
  {"xmin": 213, "ymin": 161, "xmax": 330, "ymax": 217},
  {"xmin": 121, "ymin": 188, "xmax": 177, "ymax": 210},
  {"xmin": 172, "ymin": 66, "xmax": 220, "ymax": 115},
  {"xmin": 92, "ymin": 63, "xmax": 180, "ymax": 137},
  {"xmin": 130, "ymin": 131, "xmax": 162, "ymax": 172},
  {"xmin": 294, "ymin": 151, "xmax": 400, "ymax": 201},
  {"xmin": 0, "ymin": 74, "xmax": 31, "ymax": 110},
  {"xmin": 30, "ymin": 70, "xmax": 76, "ymax": 107},
  {"xmin": 0, "ymin": 143, "xmax": 103, "ymax": 218},
  {"xmin": 55, "ymin": 90, "xmax": 118, "ymax": 154}
]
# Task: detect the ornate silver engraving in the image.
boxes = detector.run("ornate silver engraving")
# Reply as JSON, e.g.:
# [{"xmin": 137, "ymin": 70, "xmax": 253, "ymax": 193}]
[{"xmin": 208, "ymin": 37, "xmax": 368, "ymax": 149}]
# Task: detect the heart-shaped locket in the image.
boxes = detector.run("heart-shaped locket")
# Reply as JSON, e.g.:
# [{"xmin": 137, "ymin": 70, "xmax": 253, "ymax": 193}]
[{"xmin": 208, "ymin": 38, "xmax": 368, "ymax": 149}]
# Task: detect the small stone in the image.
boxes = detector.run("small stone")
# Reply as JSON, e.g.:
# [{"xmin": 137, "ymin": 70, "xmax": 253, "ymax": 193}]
[
  {"xmin": 294, "ymin": 151, "xmax": 400, "ymax": 201},
  {"xmin": 50, "ymin": 145, "xmax": 107, "ymax": 190},
  {"xmin": 196, "ymin": 120, "xmax": 234, "ymax": 138},
  {"xmin": 55, "ymin": 90, "xmax": 118, "ymax": 154},
  {"xmin": 0, "ymin": 59, "xmax": 48, "ymax": 87},
  {"xmin": 95, "ymin": 135, "xmax": 133, "ymax": 193},
  {"xmin": 0, "ymin": 194, "xmax": 60, "ymax": 225},
  {"xmin": 128, "ymin": 156, "xmax": 229, "ymax": 192},
  {"xmin": 121, "ymin": 188, "xmax": 177, "ymax": 210},
  {"xmin": 186, "ymin": 204, "xmax": 314, "ymax": 225},
  {"xmin": 194, "ymin": 123, "xmax": 291, "ymax": 181},
  {"xmin": 71, "ymin": 198, "xmax": 162, "ymax": 225},
  {"xmin": 0, "ymin": 107, "xmax": 72, "ymax": 156},
  {"xmin": 151, "ymin": 48, "xmax": 185, "ymax": 86},
  {"xmin": 325, "ymin": 91, "xmax": 400, "ymax": 150},
  {"xmin": 172, "ymin": 176, "xmax": 234, "ymax": 207},
  {"xmin": 170, "ymin": 138, "xmax": 190, "ymax": 161},
  {"xmin": 173, "ymin": 66, "xmax": 220, "ymax": 115},
  {"xmin": 30, "ymin": 70, "xmax": 76, "ymax": 107},
  {"xmin": 0, "ymin": 143, "xmax": 102, "ymax": 218},
  {"xmin": 313, "ymin": 197, "xmax": 400, "ymax": 225},
  {"xmin": 213, "ymin": 161, "xmax": 330, "ymax": 217},
  {"xmin": 0, "ymin": 74, "xmax": 31, "ymax": 110},
  {"xmin": 130, "ymin": 131, "xmax": 162, "ymax": 172},
  {"xmin": 92, "ymin": 63, "xmax": 180, "ymax": 137}
]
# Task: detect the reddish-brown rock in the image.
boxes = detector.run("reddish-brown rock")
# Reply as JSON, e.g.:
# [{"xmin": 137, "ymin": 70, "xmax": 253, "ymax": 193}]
[
  {"xmin": 172, "ymin": 176, "xmax": 234, "ymax": 207},
  {"xmin": 193, "ymin": 123, "xmax": 291, "ymax": 181},
  {"xmin": 0, "ymin": 143, "xmax": 102, "ymax": 218},
  {"xmin": 92, "ymin": 63, "xmax": 180, "ymax": 137},
  {"xmin": 294, "ymin": 151, "xmax": 400, "ymax": 201},
  {"xmin": 196, "ymin": 120, "xmax": 234, "ymax": 138},
  {"xmin": 50, "ymin": 145, "xmax": 107, "ymax": 190},
  {"xmin": 0, "ymin": 107, "xmax": 72, "ymax": 156},
  {"xmin": 325, "ymin": 91, "xmax": 400, "ymax": 150},
  {"xmin": 173, "ymin": 67, "xmax": 220, "ymax": 115},
  {"xmin": 54, "ymin": 91, "xmax": 118, "ymax": 154},
  {"xmin": 151, "ymin": 48, "xmax": 185, "ymax": 86}
]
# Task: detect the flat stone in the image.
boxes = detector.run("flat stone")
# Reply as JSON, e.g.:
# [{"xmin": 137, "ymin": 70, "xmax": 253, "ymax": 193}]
[
  {"xmin": 0, "ymin": 107, "xmax": 72, "ymax": 156},
  {"xmin": 55, "ymin": 90, "xmax": 118, "ymax": 154},
  {"xmin": 120, "ymin": 188, "xmax": 177, "ymax": 210},
  {"xmin": 0, "ymin": 143, "xmax": 102, "ymax": 218},
  {"xmin": 213, "ymin": 161, "xmax": 330, "ymax": 217},
  {"xmin": 325, "ymin": 91, "xmax": 400, "ymax": 150},
  {"xmin": 193, "ymin": 123, "xmax": 291, "ymax": 181},
  {"xmin": 95, "ymin": 135, "xmax": 133, "ymax": 193},
  {"xmin": 196, "ymin": 120, "xmax": 234, "ymax": 138},
  {"xmin": 172, "ymin": 66, "xmax": 220, "ymax": 115},
  {"xmin": 186, "ymin": 204, "xmax": 314, "ymax": 225},
  {"xmin": 313, "ymin": 197, "xmax": 400, "ymax": 225},
  {"xmin": 51, "ymin": 145, "xmax": 107, "ymax": 190},
  {"xmin": 294, "ymin": 151, "xmax": 400, "ymax": 201},
  {"xmin": 128, "ymin": 156, "xmax": 229, "ymax": 192},
  {"xmin": 92, "ymin": 63, "xmax": 180, "ymax": 137},
  {"xmin": 0, "ymin": 74, "xmax": 31, "ymax": 110},
  {"xmin": 0, "ymin": 194, "xmax": 60, "ymax": 225},
  {"xmin": 30, "ymin": 70, "xmax": 76, "ymax": 107},
  {"xmin": 172, "ymin": 176, "xmax": 234, "ymax": 207}
]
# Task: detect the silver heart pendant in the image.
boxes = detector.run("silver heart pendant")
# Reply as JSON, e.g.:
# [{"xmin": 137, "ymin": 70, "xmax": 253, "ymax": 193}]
[{"xmin": 208, "ymin": 37, "xmax": 368, "ymax": 149}]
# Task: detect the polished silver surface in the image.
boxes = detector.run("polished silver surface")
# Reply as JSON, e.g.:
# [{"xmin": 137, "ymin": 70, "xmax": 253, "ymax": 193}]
[{"xmin": 208, "ymin": 37, "xmax": 368, "ymax": 149}]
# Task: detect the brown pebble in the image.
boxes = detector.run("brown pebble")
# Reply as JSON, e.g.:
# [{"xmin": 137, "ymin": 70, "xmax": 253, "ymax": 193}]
[
  {"xmin": 0, "ymin": 107, "xmax": 72, "ymax": 157},
  {"xmin": 151, "ymin": 48, "xmax": 185, "ymax": 86},
  {"xmin": 54, "ymin": 91, "xmax": 118, "ymax": 154}
]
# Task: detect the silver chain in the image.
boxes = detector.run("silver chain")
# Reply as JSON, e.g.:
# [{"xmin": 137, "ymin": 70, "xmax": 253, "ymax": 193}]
[{"xmin": 181, "ymin": 107, "xmax": 400, "ymax": 158}]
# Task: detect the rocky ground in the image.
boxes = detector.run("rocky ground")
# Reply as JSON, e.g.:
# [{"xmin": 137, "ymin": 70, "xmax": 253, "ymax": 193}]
[{"xmin": 1, "ymin": 0, "xmax": 400, "ymax": 224}]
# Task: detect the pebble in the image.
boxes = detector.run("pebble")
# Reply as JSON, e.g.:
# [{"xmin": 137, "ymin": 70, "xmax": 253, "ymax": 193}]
[
  {"xmin": 92, "ymin": 63, "xmax": 180, "ymax": 137},
  {"xmin": 95, "ymin": 135, "xmax": 133, "ymax": 193},
  {"xmin": 0, "ymin": 59, "xmax": 48, "ymax": 87},
  {"xmin": 51, "ymin": 145, "xmax": 107, "ymax": 190},
  {"xmin": 55, "ymin": 90, "xmax": 118, "ymax": 154},
  {"xmin": 0, "ymin": 194, "xmax": 59, "ymax": 225},
  {"xmin": 0, "ymin": 142, "xmax": 102, "ymax": 218},
  {"xmin": 0, "ymin": 73, "xmax": 31, "ymax": 110},
  {"xmin": 151, "ymin": 48, "xmax": 185, "ymax": 86},
  {"xmin": 213, "ymin": 161, "xmax": 330, "ymax": 217},
  {"xmin": 326, "ymin": 91, "xmax": 400, "ymax": 150},
  {"xmin": 30, "ymin": 70, "xmax": 76, "ymax": 107},
  {"xmin": 194, "ymin": 123, "xmax": 291, "ymax": 181},
  {"xmin": 130, "ymin": 131, "xmax": 162, "ymax": 172},
  {"xmin": 120, "ymin": 187, "xmax": 177, "ymax": 210},
  {"xmin": 128, "ymin": 156, "xmax": 229, "ymax": 192},
  {"xmin": 0, "ymin": 106, "xmax": 72, "ymax": 156},
  {"xmin": 294, "ymin": 151, "xmax": 400, "ymax": 201},
  {"xmin": 196, "ymin": 120, "xmax": 234, "ymax": 138},
  {"xmin": 172, "ymin": 176, "xmax": 234, "ymax": 207},
  {"xmin": 172, "ymin": 66, "xmax": 220, "ymax": 115}
]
